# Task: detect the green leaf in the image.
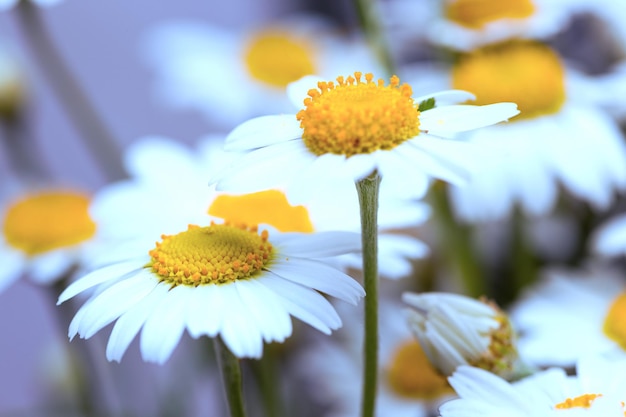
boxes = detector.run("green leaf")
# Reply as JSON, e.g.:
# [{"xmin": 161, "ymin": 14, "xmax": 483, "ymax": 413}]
[{"xmin": 418, "ymin": 97, "xmax": 436, "ymax": 112}]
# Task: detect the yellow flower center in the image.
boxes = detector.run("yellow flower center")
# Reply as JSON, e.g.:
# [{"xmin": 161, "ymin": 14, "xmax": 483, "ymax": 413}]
[
  {"xmin": 603, "ymin": 292, "xmax": 626, "ymax": 350},
  {"xmin": 555, "ymin": 394, "xmax": 602, "ymax": 409},
  {"xmin": 208, "ymin": 190, "xmax": 314, "ymax": 233},
  {"xmin": 148, "ymin": 222, "xmax": 274, "ymax": 286},
  {"xmin": 445, "ymin": 0, "xmax": 535, "ymax": 29},
  {"xmin": 386, "ymin": 340, "xmax": 451, "ymax": 399},
  {"xmin": 297, "ymin": 72, "xmax": 420, "ymax": 157},
  {"xmin": 244, "ymin": 29, "xmax": 316, "ymax": 88},
  {"xmin": 3, "ymin": 191, "xmax": 96, "ymax": 256},
  {"xmin": 451, "ymin": 41, "xmax": 566, "ymax": 120}
]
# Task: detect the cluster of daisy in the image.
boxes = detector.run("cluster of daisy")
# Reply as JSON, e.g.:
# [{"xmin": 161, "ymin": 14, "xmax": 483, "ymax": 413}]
[{"xmin": 2, "ymin": 0, "xmax": 626, "ymax": 416}]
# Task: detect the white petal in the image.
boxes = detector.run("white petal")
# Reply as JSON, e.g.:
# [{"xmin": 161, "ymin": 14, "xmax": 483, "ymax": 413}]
[
  {"xmin": 268, "ymin": 258, "xmax": 364, "ymax": 304},
  {"xmin": 28, "ymin": 249, "xmax": 72, "ymax": 284},
  {"xmin": 414, "ymin": 89, "xmax": 475, "ymax": 106},
  {"xmin": 421, "ymin": 103, "xmax": 519, "ymax": 133},
  {"xmin": 58, "ymin": 260, "xmax": 143, "ymax": 304},
  {"xmin": 217, "ymin": 283, "xmax": 264, "ymax": 358},
  {"xmin": 186, "ymin": 284, "xmax": 225, "ymax": 339},
  {"xmin": 592, "ymin": 214, "xmax": 626, "ymax": 256},
  {"xmin": 287, "ymin": 75, "xmax": 323, "ymax": 108},
  {"xmin": 140, "ymin": 284, "xmax": 189, "ymax": 364},
  {"xmin": 0, "ymin": 247, "xmax": 25, "ymax": 293},
  {"xmin": 398, "ymin": 139, "xmax": 473, "ymax": 185},
  {"xmin": 271, "ymin": 231, "xmax": 361, "ymax": 258},
  {"xmin": 224, "ymin": 115, "xmax": 302, "ymax": 151},
  {"xmin": 106, "ymin": 283, "xmax": 170, "ymax": 362}
]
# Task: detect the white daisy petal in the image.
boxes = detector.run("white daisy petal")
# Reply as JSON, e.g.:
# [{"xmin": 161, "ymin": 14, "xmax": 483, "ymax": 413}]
[
  {"xmin": 224, "ymin": 115, "xmax": 303, "ymax": 151},
  {"xmin": 185, "ymin": 284, "xmax": 225, "ymax": 339},
  {"xmin": 217, "ymin": 283, "xmax": 264, "ymax": 358},
  {"xmin": 287, "ymin": 75, "xmax": 323, "ymax": 108},
  {"xmin": 271, "ymin": 231, "xmax": 361, "ymax": 258},
  {"xmin": 0, "ymin": 248, "xmax": 25, "ymax": 293},
  {"xmin": 421, "ymin": 103, "xmax": 519, "ymax": 133},
  {"xmin": 414, "ymin": 89, "xmax": 476, "ymax": 105}
]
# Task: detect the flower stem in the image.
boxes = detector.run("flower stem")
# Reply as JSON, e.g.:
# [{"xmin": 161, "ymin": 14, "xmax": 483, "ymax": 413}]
[
  {"xmin": 14, "ymin": 1, "xmax": 127, "ymax": 182},
  {"xmin": 214, "ymin": 337, "xmax": 247, "ymax": 417},
  {"xmin": 352, "ymin": 0, "xmax": 395, "ymax": 77},
  {"xmin": 355, "ymin": 171, "xmax": 381, "ymax": 417}
]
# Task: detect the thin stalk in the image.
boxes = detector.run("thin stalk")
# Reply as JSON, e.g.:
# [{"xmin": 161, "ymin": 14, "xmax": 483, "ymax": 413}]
[
  {"xmin": 14, "ymin": 1, "xmax": 127, "ymax": 182},
  {"xmin": 352, "ymin": 0, "xmax": 395, "ymax": 77},
  {"xmin": 249, "ymin": 344, "xmax": 282, "ymax": 417},
  {"xmin": 214, "ymin": 337, "xmax": 247, "ymax": 417},
  {"xmin": 355, "ymin": 171, "xmax": 380, "ymax": 417},
  {"xmin": 509, "ymin": 206, "xmax": 538, "ymax": 304}
]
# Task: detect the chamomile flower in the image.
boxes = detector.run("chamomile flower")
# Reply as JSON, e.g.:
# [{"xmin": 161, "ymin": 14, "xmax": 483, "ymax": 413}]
[
  {"xmin": 440, "ymin": 352, "xmax": 626, "ymax": 417},
  {"xmin": 403, "ymin": 292, "xmax": 526, "ymax": 380},
  {"xmin": 215, "ymin": 71, "xmax": 519, "ymax": 201},
  {"xmin": 0, "ymin": 189, "xmax": 97, "ymax": 293},
  {"xmin": 591, "ymin": 214, "xmax": 626, "ymax": 257},
  {"xmin": 510, "ymin": 266, "xmax": 626, "ymax": 367},
  {"xmin": 142, "ymin": 16, "xmax": 380, "ymax": 128},
  {"xmin": 297, "ymin": 301, "xmax": 453, "ymax": 417},
  {"xmin": 92, "ymin": 136, "xmax": 430, "ymax": 279},
  {"xmin": 412, "ymin": 40, "xmax": 626, "ymax": 222},
  {"xmin": 58, "ymin": 221, "xmax": 365, "ymax": 363}
]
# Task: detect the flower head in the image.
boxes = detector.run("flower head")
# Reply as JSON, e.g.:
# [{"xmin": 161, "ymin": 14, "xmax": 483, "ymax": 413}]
[
  {"xmin": 216, "ymin": 71, "xmax": 518, "ymax": 202},
  {"xmin": 58, "ymin": 220, "xmax": 365, "ymax": 363},
  {"xmin": 403, "ymin": 292, "xmax": 524, "ymax": 379}
]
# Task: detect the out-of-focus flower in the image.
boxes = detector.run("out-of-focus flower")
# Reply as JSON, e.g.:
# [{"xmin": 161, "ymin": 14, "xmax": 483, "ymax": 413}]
[
  {"xmin": 591, "ymin": 214, "xmax": 626, "ymax": 257},
  {"xmin": 0, "ymin": 189, "xmax": 97, "ymax": 293},
  {"xmin": 297, "ymin": 302, "xmax": 453, "ymax": 417},
  {"xmin": 0, "ymin": 0, "xmax": 62, "ymax": 11},
  {"xmin": 440, "ymin": 352, "xmax": 626, "ymax": 417},
  {"xmin": 142, "ymin": 16, "xmax": 380, "ymax": 129},
  {"xmin": 510, "ymin": 266, "xmax": 626, "ymax": 367},
  {"xmin": 412, "ymin": 40, "xmax": 626, "ymax": 222},
  {"xmin": 403, "ymin": 292, "xmax": 526, "ymax": 380},
  {"xmin": 214, "ymin": 72, "xmax": 518, "ymax": 202},
  {"xmin": 0, "ymin": 43, "xmax": 25, "ymax": 119},
  {"xmin": 92, "ymin": 136, "xmax": 429, "ymax": 279},
  {"xmin": 57, "ymin": 221, "xmax": 364, "ymax": 363}
]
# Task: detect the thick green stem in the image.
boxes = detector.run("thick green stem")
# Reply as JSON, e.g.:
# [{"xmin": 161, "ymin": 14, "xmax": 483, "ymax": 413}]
[
  {"xmin": 214, "ymin": 337, "xmax": 247, "ymax": 417},
  {"xmin": 353, "ymin": 0, "xmax": 395, "ymax": 77},
  {"xmin": 430, "ymin": 181, "xmax": 486, "ymax": 297},
  {"xmin": 355, "ymin": 172, "xmax": 380, "ymax": 417},
  {"xmin": 14, "ymin": 1, "xmax": 127, "ymax": 182}
]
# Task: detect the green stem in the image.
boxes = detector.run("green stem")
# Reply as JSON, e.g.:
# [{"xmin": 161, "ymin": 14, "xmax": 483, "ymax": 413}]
[
  {"xmin": 355, "ymin": 171, "xmax": 380, "ymax": 417},
  {"xmin": 214, "ymin": 337, "xmax": 247, "ymax": 417},
  {"xmin": 509, "ymin": 206, "xmax": 537, "ymax": 304},
  {"xmin": 430, "ymin": 181, "xmax": 486, "ymax": 297},
  {"xmin": 249, "ymin": 344, "xmax": 282, "ymax": 417},
  {"xmin": 14, "ymin": 1, "xmax": 127, "ymax": 182},
  {"xmin": 352, "ymin": 0, "xmax": 395, "ymax": 77}
]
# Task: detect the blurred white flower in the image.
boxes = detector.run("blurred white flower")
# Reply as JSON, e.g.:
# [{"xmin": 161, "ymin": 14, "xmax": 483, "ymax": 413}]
[
  {"xmin": 591, "ymin": 213, "xmax": 626, "ymax": 257},
  {"xmin": 510, "ymin": 266, "xmax": 626, "ymax": 367},
  {"xmin": 403, "ymin": 292, "xmax": 526, "ymax": 379},
  {"xmin": 440, "ymin": 352, "xmax": 626, "ymax": 417},
  {"xmin": 142, "ymin": 15, "xmax": 381, "ymax": 129}
]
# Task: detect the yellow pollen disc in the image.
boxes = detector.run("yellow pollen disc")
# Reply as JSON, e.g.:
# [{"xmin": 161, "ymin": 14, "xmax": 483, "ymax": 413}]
[
  {"xmin": 603, "ymin": 292, "xmax": 626, "ymax": 350},
  {"xmin": 386, "ymin": 340, "xmax": 451, "ymax": 399},
  {"xmin": 3, "ymin": 191, "xmax": 96, "ymax": 256},
  {"xmin": 297, "ymin": 71, "xmax": 420, "ymax": 157},
  {"xmin": 208, "ymin": 190, "xmax": 314, "ymax": 233},
  {"xmin": 445, "ymin": 0, "xmax": 535, "ymax": 29},
  {"xmin": 555, "ymin": 393, "xmax": 602, "ymax": 409},
  {"xmin": 452, "ymin": 41, "xmax": 566, "ymax": 120},
  {"xmin": 244, "ymin": 29, "xmax": 316, "ymax": 88},
  {"xmin": 148, "ymin": 222, "xmax": 274, "ymax": 286}
]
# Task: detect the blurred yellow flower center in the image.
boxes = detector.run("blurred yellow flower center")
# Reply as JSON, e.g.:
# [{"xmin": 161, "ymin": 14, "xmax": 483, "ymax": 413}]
[
  {"xmin": 603, "ymin": 292, "xmax": 626, "ymax": 350},
  {"xmin": 244, "ymin": 29, "xmax": 316, "ymax": 88},
  {"xmin": 149, "ymin": 222, "xmax": 274, "ymax": 286},
  {"xmin": 452, "ymin": 41, "xmax": 565, "ymax": 120},
  {"xmin": 208, "ymin": 190, "xmax": 314, "ymax": 233},
  {"xmin": 445, "ymin": 0, "xmax": 535, "ymax": 29},
  {"xmin": 297, "ymin": 72, "xmax": 420, "ymax": 157},
  {"xmin": 386, "ymin": 340, "xmax": 451, "ymax": 399},
  {"xmin": 555, "ymin": 394, "xmax": 601, "ymax": 409},
  {"xmin": 3, "ymin": 191, "xmax": 96, "ymax": 256}
]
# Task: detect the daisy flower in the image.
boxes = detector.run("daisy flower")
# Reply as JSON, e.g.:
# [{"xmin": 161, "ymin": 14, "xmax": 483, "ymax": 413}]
[
  {"xmin": 403, "ymin": 292, "xmax": 527, "ymax": 380},
  {"xmin": 296, "ymin": 301, "xmax": 453, "ymax": 417},
  {"xmin": 91, "ymin": 135, "xmax": 430, "ymax": 279},
  {"xmin": 591, "ymin": 213, "xmax": 626, "ymax": 257},
  {"xmin": 0, "ymin": 188, "xmax": 97, "ymax": 293},
  {"xmin": 214, "ymin": 71, "xmax": 519, "ymax": 201},
  {"xmin": 425, "ymin": 0, "xmax": 586, "ymax": 51},
  {"xmin": 440, "ymin": 352, "xmax": 626, "ymax": 417},
  {"xmin": 509, "ymin": 266, "xmax": 626, "ymax": 367},
  {"xmin": 410, "ymin": 40, "xmax": 626, "ymax": 222},
  {"xmin": 57, "ymin": 220, "xmax": 365, "ymax": 363},
  {"xmin": 142, "ymin": 16, "xmax": 380, "ymax": 129}
]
